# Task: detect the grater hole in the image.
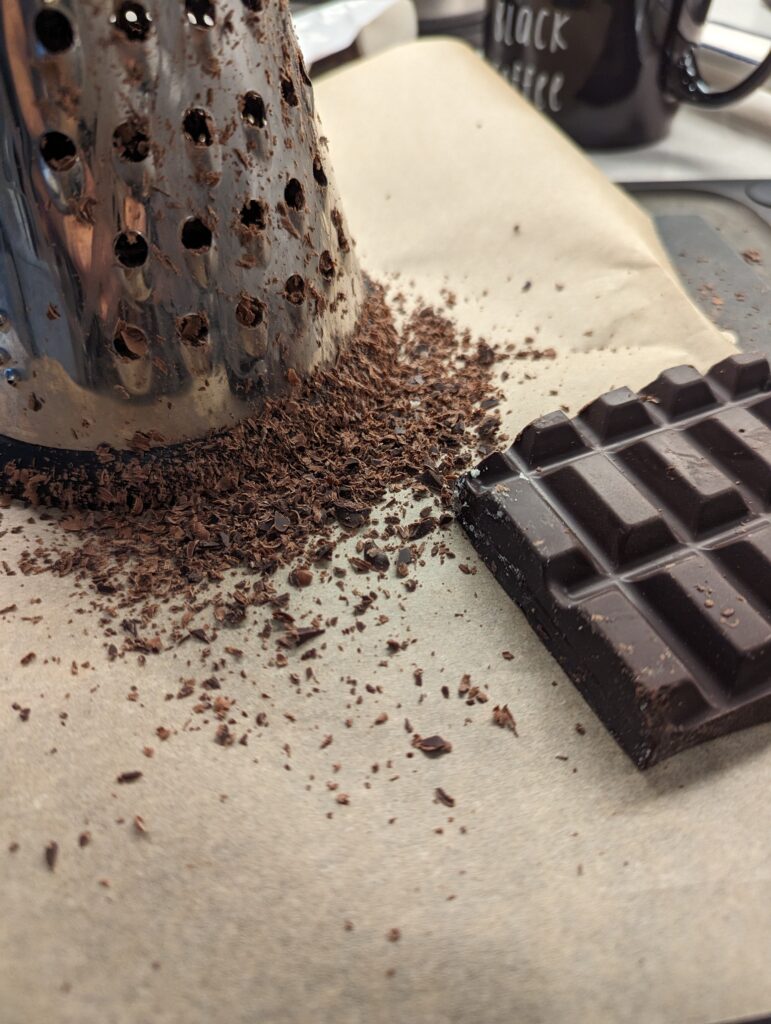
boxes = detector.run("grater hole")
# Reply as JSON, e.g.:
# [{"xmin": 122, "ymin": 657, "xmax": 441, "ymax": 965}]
[
  {"xmin": 284, "ymin": 179, "xmax": 305, "ymax": 212},
  {"xmin": 113, "ymin": 321, "xmax": 148, "ymax": 360},
  {"xmin": 112, "ymin": 2, "xmax": 153, "ymax": 42},
  {"xmin": 331, "ymin": 208, "xmax": 350, "ymax": 253},
  {"xmin": 312, "ymin": 156, "xmax": 328, "ymax": 188},
  {"xmin": 235, "ymin": 294, "xmax": 266, "ymax": 329},
  {"xmin": 240, "ymin": 200, "xmax": 266, "ymax": 231},
  {"xmin": 241, "ymin": 0, "xmax": 263, "ymax": 10},
  {"xmin": 183, "ymin": 108, "xmax": 215, "ymax": 147},
  {"xmin": 114, "ymin": 231, "xmax": 149, "ymax": 268},
  {"xmin": 176, "ymin": 312, "xmax": 209, "ymax": 347},
  {"xmin": 319, "ymin": 250, "xmax": 335, "ymax": 282},
  {"xmin": 185, "ymin": 0, "xmax": 216, "ymax": 28},
  {"xmin": 298, "ymin": 50, "xmax": 312, "ymax": 87},
  {"xmin": 280, "ymin": 73, "xmax": 298, "ymax": 108},
  {"xmin": 35, "ymin": 10, "xmax": 75, "ymax": 54},
  {"xmin": 113, "ymin": 119, "xmax": 150, "ymax": 162},
  {"xmin": 181, "ymin": 217, "xmax": 213, "ymax": 252},
  {"xmin": 284, "ymin": 275, "xmax": 305, "ymax": 305},
  {"xmin": 40, "ymin": 131, "xmax": 77, "ymax": 171},
  {"xmin": 240, "ymin": 92, "xmax": 266, "ymax": 128}
]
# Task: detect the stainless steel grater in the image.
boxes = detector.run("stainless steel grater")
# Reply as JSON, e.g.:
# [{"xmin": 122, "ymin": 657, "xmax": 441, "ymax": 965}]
[{"xmin": 0, "ymin": 0, "xmax": 363, "ymax": 457}]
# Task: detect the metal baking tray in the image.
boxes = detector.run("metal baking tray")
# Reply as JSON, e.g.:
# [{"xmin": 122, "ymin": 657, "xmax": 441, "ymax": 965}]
[{"xmin": 626, "ymin": 180, "xmax": 771, "ymax": 353}]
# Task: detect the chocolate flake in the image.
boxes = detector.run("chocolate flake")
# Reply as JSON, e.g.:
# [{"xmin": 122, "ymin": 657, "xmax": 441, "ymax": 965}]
[
  {"xmin": 44, "ymin": 841, "xmax": 59, "ymax": 870},
  {"xmin": 492, "ymin": 705, "xmax": 517, "ymax": 735},
  {"xmin": 288, "ymin": 567, "xmax": 313, "ymax": 588},
  {"xmin": 412, "ymin": 734, "xmax": 452, "ymax": 756}
]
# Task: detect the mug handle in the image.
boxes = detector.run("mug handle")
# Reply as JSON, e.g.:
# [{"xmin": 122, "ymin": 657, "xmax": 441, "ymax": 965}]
[{"xmin": 666, "ymin": 19, "xmax": 771, "ymax": 108}]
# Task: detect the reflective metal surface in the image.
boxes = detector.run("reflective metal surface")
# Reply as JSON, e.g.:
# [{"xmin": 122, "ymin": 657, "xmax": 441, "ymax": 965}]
[{"xmin": 0, "ymin": 0, "xmax": 363, "ymax": 451}]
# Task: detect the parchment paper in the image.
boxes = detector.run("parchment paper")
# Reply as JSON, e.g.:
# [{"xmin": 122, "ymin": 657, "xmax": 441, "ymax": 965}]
[{"xmin": 3, "ymin": 40, "xmax": 767, "ymax": 1024}]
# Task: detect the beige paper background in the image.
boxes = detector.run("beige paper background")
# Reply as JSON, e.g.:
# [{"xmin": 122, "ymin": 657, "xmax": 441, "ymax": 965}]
[{"xmin": 3, "ymin": 40, "xmax": 768, "ymax": 1024}]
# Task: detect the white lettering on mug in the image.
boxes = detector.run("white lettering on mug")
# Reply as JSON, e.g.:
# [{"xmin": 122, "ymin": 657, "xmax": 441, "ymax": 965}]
[
  {"xmin": 515, "ymin": 6, "xmax": 533, "ymax": 45},
  {"xmin": 521, "ymin": 63, "xmax": 536, "ymax": 97},
  {"xmin": 548, "ymin": 72, "xmax": 564, "ymax": 111},
  {"xmin": 533, "ymin": 71, "xmax": 548, "ymax": 108},
  {"xmin": 493, "ymin": 0, "xmax": 503, "ymax": 42},
  {"xmin": 551, "ymin": 11, "xmax": 570, "ymax": 52},
  {"xmin": 492, "ymin": 3, "xmax": 570, "ymax": 112},
  {"xmin": 504, "ymin": 61, "xmax": 562, "ymax": 113},
  {"xmin": 493, "ymin": 3, "xmax": 571, "ymax": 52},
  {"xmin": 534, "ymin": 8, "xmax": 549, "ymax": 51},
  {"xmin": 504, "ymin": 3, "xmax": 516, "ymax": 45},
  {"xmin": 492, "ymin": 1, "xmax": 507, "ymax": 44}
]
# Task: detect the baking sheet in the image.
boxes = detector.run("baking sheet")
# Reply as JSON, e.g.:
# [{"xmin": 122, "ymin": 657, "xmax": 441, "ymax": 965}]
[
  {"xmin": 628, "ymin": 180, "xmax": 771, "ymax": 353},
  {"xmin": 3, "ymin": 39, "xmax": 768, "ymax": 1024}
]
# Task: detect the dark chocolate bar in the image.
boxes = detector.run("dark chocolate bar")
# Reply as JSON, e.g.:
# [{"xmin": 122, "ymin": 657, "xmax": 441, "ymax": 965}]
[{"xmin": 456, "ymin": 353, "xmax": 771, "ymax": 768}]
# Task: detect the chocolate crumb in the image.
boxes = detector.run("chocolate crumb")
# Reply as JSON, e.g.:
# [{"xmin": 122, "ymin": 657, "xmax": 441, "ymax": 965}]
[
  {"xmin": 363, "ymin": 544, "xmax": 390, "ymax": 572},
  {"xmin": 288, "ymin": 567, "xmax": 313, "ymax": 588},
  {"xmin": 434, "ymin": 787, "xmax": 455, "ymax": 808},
  {"xmin": 386, "ymin": 927, "xmax": 401, "ymax": 942},
  {"xmin": 44, "ymin": 841, "xmax": 59, "ymax": 870},
  {"xmin": 412, "ymin": 734, "xmax": 452, "ymax": 756},
  {"xmin": 116, "ymin": 770, "xmax": 143, "ymax": 784},
  {"xmin": 492, "ymin": 704, "xmax": 517, "ymax": 735},
  {"xmin": 78, "ymin": 831, "xmax": 91, "ymax": 847}
]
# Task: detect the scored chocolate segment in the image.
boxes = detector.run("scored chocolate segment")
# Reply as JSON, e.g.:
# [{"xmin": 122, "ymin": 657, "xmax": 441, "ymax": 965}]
[
  {"xmin": 619, "ymin": 432, "xmax": 748, "ymax": 536},
  {"xmin": 636, "ymin": 555, "xmax": 771, "ymax": 694},
  {"xmin": 577, "ymin": 589, "xmax": 714, "ymax": 757},
  {"xmin": 455, "ymin": 352, "xmax": 771, "ymax": 768},
  {"xmin": 689, "ymin": 408, "xmax": 771, "ymax": 503},
  {"xmin": 708, "ymin": 352, "xmax": 771, "ymax": 397},
  {"xmin": 578, "ymin": 386, "xmax": 656, "ymax": 443},
  {"xmin": 643, "ymin": 365, "xmax": 718, "ymax": 419},
  {"xmin": 714, "ymin": 524, "xmax": 771, "ymax": 613},
  {"xmin": 513, "ymin": 410, "xmax": 587, "ymax": 468},
  {"xmin": 545, "ymin": 454, "xmax": 676, "ymax": 567},
  {"xmin": 479, "ymin": 478, "xmax": 597, "ymax": 590}
]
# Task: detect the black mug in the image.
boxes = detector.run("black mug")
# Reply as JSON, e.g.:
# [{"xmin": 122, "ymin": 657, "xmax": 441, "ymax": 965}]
[{"xmin": 485, "ymin": 1, "xmax": 771, "ymax": 148}]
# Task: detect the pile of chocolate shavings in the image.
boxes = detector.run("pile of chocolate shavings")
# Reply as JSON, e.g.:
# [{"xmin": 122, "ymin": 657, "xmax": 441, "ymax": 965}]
[{"xmin": 3, "ymin": 285, "xmax": 508, "ymax": 643}]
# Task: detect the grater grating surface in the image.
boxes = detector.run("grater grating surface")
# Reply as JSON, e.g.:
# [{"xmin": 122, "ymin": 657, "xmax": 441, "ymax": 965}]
[{"xmin": 0, "ymin": 0, "xmax": 363, "ymax": 453}]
